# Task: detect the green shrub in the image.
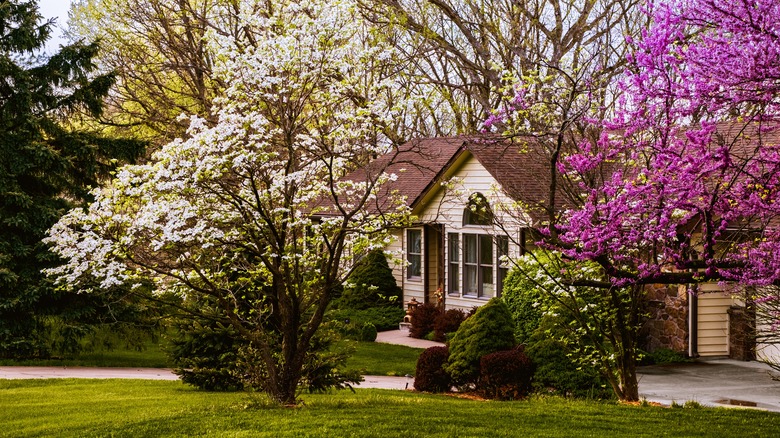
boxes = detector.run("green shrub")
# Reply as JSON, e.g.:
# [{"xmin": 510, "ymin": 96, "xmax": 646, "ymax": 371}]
[
  {"xmin": 433, "ymin": 308, "xmax": 467, "ymax": 342},
  {"xmin": 167, "ymin": 319, "xmax": 245, "ymax": 391},
  {"xmin": 358, "ymin": 323, "xmax": 378, "ymax": 342},
  {"xmin": 409, "ymin": 303, "xmax": 441, "ymax": 339},
  {"xmin": 327, "ymin": 307, "xmax": 405, "ymax": 334},
  {"xmin": 414, "ymin": 346, "xmax": 451, "ymax": 393},
  {"xmin": 501, "ymin": 269, "xmax": 545, "ymax": 344},
  {"xmin": 525, "ymin": 330, "xmax": 612, "ymax": 399},
  {"xmin": 444, "ymin": 298, "xmax": 516, "ymax": 386},
  {"xmin": 340, "ymin": 250, "xmax": 402, "ymax": 310},
  {"xmin": 478, "ymin": 346, "xmax": 533, "ymax": 400},
  {"xmin": 501, "ymin": 260, "xmax": 613, "ymax": 399},
  {"xmin": 646, "ymin": 348, "xmax": 691, "ymax": 365}
]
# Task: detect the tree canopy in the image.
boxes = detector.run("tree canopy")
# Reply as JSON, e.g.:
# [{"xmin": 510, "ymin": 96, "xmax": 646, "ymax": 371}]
[
  {"xmin": 491, "ymin": 0, "xmax": 780, "ymax": 401},
  {"xmin": 46, "ymin": 0, "xmax": 410, "ymax": 404},
  {"xmin": 0, "ymin": 0, "xmax": 145, "ymax": 357}
]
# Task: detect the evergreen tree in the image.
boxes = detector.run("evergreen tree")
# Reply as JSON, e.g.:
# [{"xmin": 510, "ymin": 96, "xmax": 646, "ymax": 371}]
[
  {"xmin": 341, "ymin": 249, "xmax": 402, "ymax": 309},
  {"xmin": 0, "ymin": 1, "xmax": 144, "ymax": 357}
]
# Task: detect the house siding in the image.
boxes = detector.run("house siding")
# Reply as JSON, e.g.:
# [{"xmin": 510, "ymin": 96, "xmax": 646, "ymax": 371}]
[
  {"xmin": 402, "ymin": 228, "xmax": 425, "ymax": 303},
  {"xmin": 386, "ymin": 230, "xmax": 404, "ymax": 294},
  {"xmin": 696, "ymin": 283, "xmax": 736, "ymax": 357},
  {"xmin": 407, "ymin": 154, "xmax": 525, "ymax": 311}
]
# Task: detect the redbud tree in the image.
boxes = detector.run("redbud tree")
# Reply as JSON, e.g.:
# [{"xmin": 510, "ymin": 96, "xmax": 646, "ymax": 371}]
[{"xmin": 495, "ymin": 0, "xmax": 780, "ymax": 401}]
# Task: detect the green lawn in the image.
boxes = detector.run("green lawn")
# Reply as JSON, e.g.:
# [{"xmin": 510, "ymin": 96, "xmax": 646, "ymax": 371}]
[
  {"xmin": 345, "ymin": 342, "xmax": 422, "ymax": 376},
  {"xmin": 0, "ymin": 379, "xmax": 778, "ymax": 437},
  {"xmin": 0, "ymin": 340, "xmax": 421, "ymax": 376},
  {"xmin": 0, "ymin": 339, "xmax": 170, "ymax": 368}
]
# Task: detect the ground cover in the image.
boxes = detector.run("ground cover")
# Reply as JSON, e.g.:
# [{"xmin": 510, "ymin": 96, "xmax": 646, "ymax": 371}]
[{"xmin": 1, "ymin": 379, "xmax": 778, "ymax": 437}]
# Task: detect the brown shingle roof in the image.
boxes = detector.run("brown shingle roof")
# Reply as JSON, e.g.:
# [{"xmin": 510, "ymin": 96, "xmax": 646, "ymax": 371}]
[
  {"xmin": 373, "ymin": 136, "xmax": 467, "ymax": 208},
  {"xmin": 365, "ymin": 135, "xmax": 563, "ymax": 223}
]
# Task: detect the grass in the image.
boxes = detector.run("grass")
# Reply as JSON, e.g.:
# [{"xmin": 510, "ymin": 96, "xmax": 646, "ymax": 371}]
[
  {"xmin": 0, "ymin": 339, "xmax": 421, "ymax": 376},
  {"xmin": 1, "ymin": 379, "xmax": 779, "ymax": 437},
  {"xmin": 0, "ymin": 339, "xmax": 170, "ymax": 368},
  {"xmin": 345, "ymin": 342, "xmax": 423, "ymax": 376}
]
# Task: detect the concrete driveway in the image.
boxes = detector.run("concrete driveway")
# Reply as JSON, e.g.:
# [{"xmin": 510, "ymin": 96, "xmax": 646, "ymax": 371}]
[{"xmin": 637, "ymin": 359, "xmax": 780, "ymax": 412}]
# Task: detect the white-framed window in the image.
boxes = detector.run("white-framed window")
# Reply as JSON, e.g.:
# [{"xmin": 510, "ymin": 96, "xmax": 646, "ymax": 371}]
[
  {"xmin": 406, "ymin": 229, "xmax": 422, "ymax": 279},
  {"xmin": 448, "ymin": 232, "xmax": 509, "ymax": 300},
  {"xmin": 461, "ymin": 233, "xmax": 494, "ymax": 299}
]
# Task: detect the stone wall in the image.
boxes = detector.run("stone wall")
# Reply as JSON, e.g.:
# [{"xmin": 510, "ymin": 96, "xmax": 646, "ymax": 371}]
[
  {"xmin": 640, "ymin": 284, "xmax": 689, "ymax": 354},
  {"xmin": 728, "ymin": 305, "xmax": 756, "ymax": 361}
]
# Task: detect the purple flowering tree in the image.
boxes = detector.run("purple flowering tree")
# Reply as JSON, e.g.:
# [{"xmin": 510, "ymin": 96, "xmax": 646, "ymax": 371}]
[
  {"xmin": 496, "ymin": 0, "xmax": 780, "ymax": 400},
  {"xmin": 559, "ymin": 0, "xmax": 780, "ymax": 288}
]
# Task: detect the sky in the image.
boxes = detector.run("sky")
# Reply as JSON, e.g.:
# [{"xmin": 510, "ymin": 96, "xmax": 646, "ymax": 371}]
[{"xmin": 37, "ymin": 0, "xmax": 74, "ymax": 53}]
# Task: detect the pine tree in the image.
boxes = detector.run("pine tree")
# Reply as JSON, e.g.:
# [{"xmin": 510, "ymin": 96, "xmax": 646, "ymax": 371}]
[{"xmin": 0, "ymin": 1, "xmax": 144, "ymax": 357}]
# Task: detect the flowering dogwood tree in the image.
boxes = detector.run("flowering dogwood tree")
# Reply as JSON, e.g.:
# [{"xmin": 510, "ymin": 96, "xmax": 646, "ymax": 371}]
[
  {"xmin": 495, "ymin": 0, "xmax": 780, "ymax": 401},
  {"xmin": 45, "ymin": 0, "xmax": 409, "ymax": 405}
]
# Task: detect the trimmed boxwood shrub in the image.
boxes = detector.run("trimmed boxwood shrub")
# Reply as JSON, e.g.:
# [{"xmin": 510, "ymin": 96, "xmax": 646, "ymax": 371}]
[
  {"xmin": 478, "ymin": 345, "xmax": 533, "ymax": 400},
  {"xmin": 433, "ymin": 308, "xmax": 467, "ymax": 342},
  {"xmin": 444, "ymin": 298, "xmax": 516, "ymax": 386},
  {"xmin": 414, "ymin": 346, "xmax": 451, "ymax": 392},
  {"xmin": 409, "ymin": 303, "xmax": 441, "ymax": 339},
  {"xmin": 340, "ymin": 250, "xmax": 402, "ymax": 309},
  {"xmin": 358, "ymin": 323, "xmax": 378, "ymax": 342}
]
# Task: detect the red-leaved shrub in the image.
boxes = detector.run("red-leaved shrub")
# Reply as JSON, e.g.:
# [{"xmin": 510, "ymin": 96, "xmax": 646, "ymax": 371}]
[
  {"xmin": 478, "ymin": 345, "xmax": 533, "ymax": 400},
  {"xmin": 409, "ymin": 303, "xmax": 441, "ymax": 339},
  {"xmin": 433, "ymin": 308, "xmax": 467, "ymax": 342},
  {"xmin": 414, "ymin": 346, "xmax": 451, "ymax": 392}
]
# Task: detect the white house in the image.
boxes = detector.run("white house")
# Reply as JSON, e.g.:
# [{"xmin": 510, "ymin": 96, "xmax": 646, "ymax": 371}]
[{"xmin": 368, "ymin": 135, "xmax": 757, "ymax": 361}]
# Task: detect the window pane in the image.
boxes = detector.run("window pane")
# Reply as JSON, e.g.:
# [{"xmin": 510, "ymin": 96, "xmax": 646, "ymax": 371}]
[
  {"xmin": 449, "ymin": 263, "xmax": 459, "ymax": 294},
  {"xmin": 465, "ymin": 265, "xmax": 477, "ymax": 294},
  {"xmin": 448, "ymin": 233, "xmax": 459, "ymax": 294},
  {"xmin": 448, "ymin": 233, "xmax": 459, "ymax": 261},
  {"xmin": 463, "ymin": 193, "xmax": 493, "ymax": 226},
  {"xmin": 407, "ymin": 229, "xmax": 422, "ymax": 278},
  {"xmin": 464, "ymin": 234, "xmax": 477, "ymax": 263},
  {"xmin": 408, "ymin": 254, "xmax": 421, "ymax": 278},
  {"xmin": 408, "ymin": 229, "xmax": 421, "ymax": 254},
  {"xmin": 480, "ymin": 266, "xmax": 493, "ymax": 298},
  {"xmin": 480, "ymin": 235, "xmax": 492, "ymax": 265}
]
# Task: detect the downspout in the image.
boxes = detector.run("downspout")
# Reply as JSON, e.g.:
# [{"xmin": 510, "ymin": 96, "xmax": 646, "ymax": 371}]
[
  {"xmin": 423, "ymin": 225, "xmax": 430, "ymax": 304},
  {"xmin": 689, "ymin": 284, "xmax": 699, "ymax": 358},
  {"xmin": 440, "ymin": 224, "xmax": 446, "ymax": 307}
]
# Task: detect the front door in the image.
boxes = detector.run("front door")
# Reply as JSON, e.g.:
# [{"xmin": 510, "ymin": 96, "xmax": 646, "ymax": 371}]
[{"xmin": 424, "ymin": 224, "xmax": 444, "ymax": 306}]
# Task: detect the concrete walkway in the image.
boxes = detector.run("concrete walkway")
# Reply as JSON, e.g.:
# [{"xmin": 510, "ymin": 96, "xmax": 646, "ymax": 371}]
[
  {"xmin": 375, "ymin": 328, "xmax": 444, "ymax": 349},
  {"xmin": 0, "ymin": 366, "xmax": 179, "ymax": 380}
]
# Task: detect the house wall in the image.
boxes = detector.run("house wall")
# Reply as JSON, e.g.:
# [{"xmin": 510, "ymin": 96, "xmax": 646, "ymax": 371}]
[
  {"xmin": 386, "ymin": 230, "xmax": 404, "ymax": 292},
  {"xmin": 697, "ymin": 283, "xmax": 737, "ymax": 357},
  {"xmin": 405, "ymin": 154, "xmax": 526, "ymax": 311}
]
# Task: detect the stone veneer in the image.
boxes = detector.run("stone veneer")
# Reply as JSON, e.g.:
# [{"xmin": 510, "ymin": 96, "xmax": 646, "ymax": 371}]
[{"xmin": 640, "ymin": 284, "xmax": 689, "ymax": 354}]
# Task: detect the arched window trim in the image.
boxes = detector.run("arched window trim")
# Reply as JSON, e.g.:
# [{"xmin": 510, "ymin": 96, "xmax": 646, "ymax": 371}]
[{"xmin": 462, "ymin": 192, "xmax": 494, "ymax": 226}]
